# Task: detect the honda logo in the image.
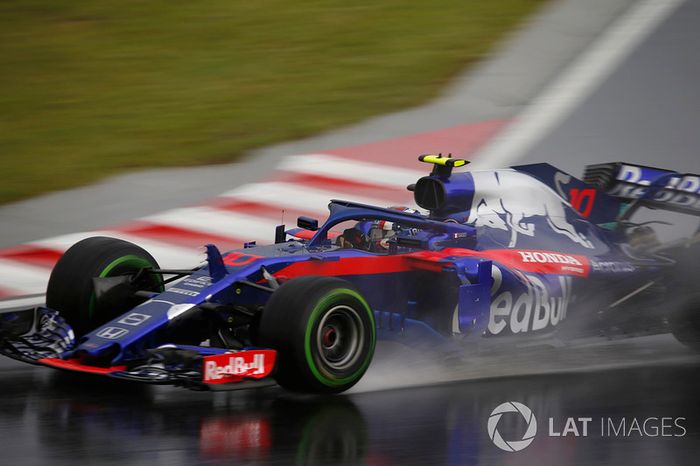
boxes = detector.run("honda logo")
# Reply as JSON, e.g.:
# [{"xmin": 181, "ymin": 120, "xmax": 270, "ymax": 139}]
[
  {"xmin": 118, "ymin": 313, "xmax": 151, "ymax": 326},
  {"xmin": 96, "ymin": 326, "xmax": 129, "ymax": 340}
]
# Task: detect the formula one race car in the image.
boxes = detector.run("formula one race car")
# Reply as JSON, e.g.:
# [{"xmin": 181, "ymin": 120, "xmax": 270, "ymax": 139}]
[{"xmin": 1, "ymin": 155, "xmax": 699, "ymax": 393}]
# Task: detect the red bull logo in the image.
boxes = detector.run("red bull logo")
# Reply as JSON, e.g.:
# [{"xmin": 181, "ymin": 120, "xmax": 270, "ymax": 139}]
[
  {"xmin": 488, "ymin": 274, "xmax": 573, "ymax": 335},
  {"xmin": 203, "ymin": 350, "xmax": 276, "ymax": 384}
]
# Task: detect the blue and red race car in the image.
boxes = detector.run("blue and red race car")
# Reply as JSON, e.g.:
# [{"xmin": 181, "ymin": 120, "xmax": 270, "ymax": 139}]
[{"xmin": 1, "ymin": 155, "xmax": 698, "ymax": 393}]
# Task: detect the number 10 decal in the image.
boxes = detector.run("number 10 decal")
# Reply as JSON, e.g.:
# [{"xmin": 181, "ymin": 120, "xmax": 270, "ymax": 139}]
[{"xmin": 569, "ymin": 188, "xmax": 596, "ymax": 217}]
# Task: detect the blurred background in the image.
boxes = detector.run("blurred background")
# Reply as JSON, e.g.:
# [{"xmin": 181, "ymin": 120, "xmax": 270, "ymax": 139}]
[{"xmin": 0, "ymin": 0, "xmax": 544, "ymax": 204}]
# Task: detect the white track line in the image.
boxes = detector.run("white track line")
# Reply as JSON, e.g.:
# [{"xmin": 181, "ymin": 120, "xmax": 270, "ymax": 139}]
[
  {"xmin": 0, "ymin": 294, "xmax": 45, "ymax": 311},
  {"xmin": 470, "ymin": 0, "xmax": 685, "ymax": 169},
  {"xmin": 146, "ymin": 207, "xmax": 278, "ymax": 243},
  {"xmin": 220, "ymin": 181, "xmax": 416, "ymax": 212},
  {"xmin": 28, "ymin": 231, "xmax": 101, "ymax": 251},
  {"xmin": 278, "ymin": 153, "xmax": 424, "ymax": 188},
  {"xmin": 31, "ymin": 231, "xmax": 203, "ymax": 269},
  {"xmin": 3, "ymin": 231, "xmax": 201, "ymax": 293},
  {"xmin": 103, "ymin": 231, "xmax": 204, "ymax": 268},
  {"xmin": 0, "ymin": 259, "xmax": 52, "ymax": 295}
]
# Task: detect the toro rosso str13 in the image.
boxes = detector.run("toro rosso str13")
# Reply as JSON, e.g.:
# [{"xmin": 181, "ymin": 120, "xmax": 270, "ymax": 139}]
[{"xmin": 1, "ymin": 155, "xmax": 699, "ymax": 394}]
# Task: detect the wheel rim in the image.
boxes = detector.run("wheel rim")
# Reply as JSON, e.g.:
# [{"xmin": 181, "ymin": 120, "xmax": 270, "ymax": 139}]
[{"xmin": 316, "ymin": 305, "xmax": 364, "ymax": 372}]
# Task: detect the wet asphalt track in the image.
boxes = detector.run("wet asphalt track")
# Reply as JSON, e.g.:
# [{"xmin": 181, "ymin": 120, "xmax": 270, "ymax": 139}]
[
  {"xmin": 2, "ymin": 1, "xmax": 700, "ymax": 464},
  {"xmin": 0, "ymin": 336, "xmax": 698, "ymax": 466}
]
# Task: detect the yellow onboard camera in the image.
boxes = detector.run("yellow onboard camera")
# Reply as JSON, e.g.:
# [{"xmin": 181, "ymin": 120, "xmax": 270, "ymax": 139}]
[{"xmin": 418, "ymin": 153, "xmax": 469, "ymax": 177}]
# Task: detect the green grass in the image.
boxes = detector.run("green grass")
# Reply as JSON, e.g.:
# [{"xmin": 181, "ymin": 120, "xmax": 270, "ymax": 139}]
[{"xmin": 0, "ymin": 0, "xmax": 545, "ymax": 204}]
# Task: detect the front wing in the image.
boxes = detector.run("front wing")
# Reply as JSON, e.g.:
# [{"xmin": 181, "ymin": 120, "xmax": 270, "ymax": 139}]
[{"xmin": 0, "ymin": 306, "xmax": 278, "ymax": 391}]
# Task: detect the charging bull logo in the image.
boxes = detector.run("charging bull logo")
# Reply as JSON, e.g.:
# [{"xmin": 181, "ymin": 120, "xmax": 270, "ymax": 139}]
[{"xmin": 467, "ymin": 170, "xmax": 594, "ymax": 249}]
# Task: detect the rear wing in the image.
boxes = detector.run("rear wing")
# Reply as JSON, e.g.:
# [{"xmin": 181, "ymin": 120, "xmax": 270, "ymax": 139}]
[{"xmin": 583, "ymin": 162, "xmax": 700, "ymax": 216}]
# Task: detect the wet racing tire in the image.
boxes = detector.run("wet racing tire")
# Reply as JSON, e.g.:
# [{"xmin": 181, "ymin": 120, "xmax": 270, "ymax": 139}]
[
  {"xmin": 258, "ymin": 276, "xmax": 376, "ymax": 394},
  {"xmin": 669, "ymin": 295, "xmax": 700, "ymax": 352},
  {"xmin": 46, "ymin": 236, "xmax": 161, "ymax": 337}
]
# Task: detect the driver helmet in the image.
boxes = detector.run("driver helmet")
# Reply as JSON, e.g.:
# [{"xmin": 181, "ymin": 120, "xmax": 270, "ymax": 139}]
[{"xmin": 368, "ymin": 206, "xmax": 419, "ymax": 250}]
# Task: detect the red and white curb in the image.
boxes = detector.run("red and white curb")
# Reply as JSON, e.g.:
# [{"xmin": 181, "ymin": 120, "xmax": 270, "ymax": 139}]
[{"xmin": 0, "ymin": 120, "xmax": 506, "ymax": 297}]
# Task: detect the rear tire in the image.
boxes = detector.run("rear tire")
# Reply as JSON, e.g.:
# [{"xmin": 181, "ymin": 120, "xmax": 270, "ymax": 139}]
[
  {"xmin": 46, "ymin": 236, "xmax": 161, "ymax": 337},
  {"xmin": 258, "ymin": 276, "xmax": 376, "ymax": 394},
  {"xmin": 669, "ymin": 296, "xmax": 700, "ymax": 352}
]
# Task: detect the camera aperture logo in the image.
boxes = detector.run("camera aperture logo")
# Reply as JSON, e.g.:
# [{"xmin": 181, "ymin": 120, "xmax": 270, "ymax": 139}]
[
  {"xmin": 487, "ymin": 401, "xmax": 687, "ymax": 452},
  {"xmin": 487, "ymin": 402, "xmax": 538, "ymax": 452}
]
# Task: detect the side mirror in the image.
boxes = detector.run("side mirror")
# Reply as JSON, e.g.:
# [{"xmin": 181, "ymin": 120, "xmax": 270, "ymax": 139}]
[
  {"xmin": 274, "ymin": 224, "xmax": 286, "ymax": 244},
  {"xmin": 297, "ymin": 216, "xmax": 319, "ymax": 231}
]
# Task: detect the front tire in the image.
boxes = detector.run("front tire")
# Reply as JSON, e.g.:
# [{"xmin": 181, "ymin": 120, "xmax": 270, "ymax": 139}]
[
  {"xmin": 46, "ymin": 236, "xmax": 161, "ymax": 337},
  {"xmin": 258, "ymin": 276, "xmax": 376, "ymax": 394}
]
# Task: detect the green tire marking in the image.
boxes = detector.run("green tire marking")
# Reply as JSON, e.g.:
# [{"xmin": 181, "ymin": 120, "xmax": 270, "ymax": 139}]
[
  {"xmin": 303, "ymin": 288, "xmax": 376, "ymax": 387},
  {"xmin": 88, "ymin": 254, "xmax": 156, "ymax": 320}
]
